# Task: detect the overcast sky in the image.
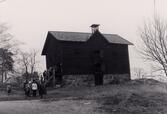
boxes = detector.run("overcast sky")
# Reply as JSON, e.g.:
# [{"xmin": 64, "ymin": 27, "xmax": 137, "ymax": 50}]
[{"xmin": 0, "ymin": 0, "xmax": 167, "ymax": 73}]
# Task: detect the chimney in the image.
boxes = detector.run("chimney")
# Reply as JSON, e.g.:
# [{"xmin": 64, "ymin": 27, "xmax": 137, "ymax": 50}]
[{"xmin": 90, "ymin": 24, "xmax": 100, "ymax": 34}]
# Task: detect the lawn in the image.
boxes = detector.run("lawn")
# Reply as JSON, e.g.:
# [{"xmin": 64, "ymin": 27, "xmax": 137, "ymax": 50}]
[{"xmin": 0, "ymin": 79, "xmax": 167, "ymax": 114}]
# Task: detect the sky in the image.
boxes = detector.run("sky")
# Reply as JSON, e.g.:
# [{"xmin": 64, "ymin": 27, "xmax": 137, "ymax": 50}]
[{"xmin": 0, "ymin": 0, "xmax": 167, "ymax": 75}]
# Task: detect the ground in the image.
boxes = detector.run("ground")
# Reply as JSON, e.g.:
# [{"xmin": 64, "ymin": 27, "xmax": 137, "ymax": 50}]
[
  {"xmin": 0, "ymin": 99, "xmax": 102, "ymax": 114},
  {"xmin": 0, "ymin": 79, "xmax": 167, "ymax": 114}
]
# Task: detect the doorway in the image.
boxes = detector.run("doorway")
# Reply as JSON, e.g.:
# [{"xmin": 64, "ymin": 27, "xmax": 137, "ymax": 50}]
[{"xmin": 92, "ymin": 50, "xmax": 104, "ymax": 86}]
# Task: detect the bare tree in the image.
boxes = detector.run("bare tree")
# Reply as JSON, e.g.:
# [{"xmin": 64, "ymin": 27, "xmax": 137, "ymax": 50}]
[
  {"xmin": 0, "ymin": 23, "xmax": 19, "ymax": 82},
  {"xmin": 0, "ymin": 23, "xmax": 20, "ymax": 54},
  {"xmin": 20, "ymin": 52, "xmax": 29, "ymax": 75},
  {"xmin": 18, "ymin": 49, "xmax": 39, "ymax": 81},
  {"xmin": 0, "ymin": 48, "xmax": 14, "ymax": 82},
  {"xmin": 139, "ymin": 16, "xmax": 167, "ymax": 76},
  {"xmin": 29, "ymin": 49, "xmax": 39, "ymax": 74},
  {"xmin": 0, "ymin": 23, "xmax": 13, "ymax": 49},
  {"xmin": 0, "ymin": 2, "xmax": 21, "ymax": 82}
]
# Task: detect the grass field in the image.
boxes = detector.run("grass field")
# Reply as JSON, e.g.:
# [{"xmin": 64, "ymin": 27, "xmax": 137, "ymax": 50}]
[{"xmin": 0, "ymin": 79, "xmax": 167, "ymax": 114}]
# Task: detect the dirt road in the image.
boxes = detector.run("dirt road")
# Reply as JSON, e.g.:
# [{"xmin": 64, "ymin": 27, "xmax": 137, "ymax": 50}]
[{"xmin": 0, "ymin": 99, "xmax": 103, "ymax": 114}]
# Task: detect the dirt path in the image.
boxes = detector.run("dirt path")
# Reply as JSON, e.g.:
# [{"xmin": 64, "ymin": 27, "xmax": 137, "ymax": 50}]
[{"xmin": 0, "ymin": 99, "xmax": 104, "ymax": 114}]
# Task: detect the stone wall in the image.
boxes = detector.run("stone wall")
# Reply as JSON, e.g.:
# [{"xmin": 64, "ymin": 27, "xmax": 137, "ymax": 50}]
[
  {"xmin": 62, "ymin": 75, "xmax": 94, "ymax": 87},
  {"xmin": 62, "ymin": 74, "xmax": 130, "ymax": 87},
  {"xmin": 103, "ymin": 74, "xmax": 130, "ymax": 84}
]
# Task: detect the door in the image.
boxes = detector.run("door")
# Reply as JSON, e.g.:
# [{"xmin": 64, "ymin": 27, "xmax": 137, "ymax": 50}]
[{"xmin": 92, "ymin": 50, "xmax": 104, "ymax": 85}]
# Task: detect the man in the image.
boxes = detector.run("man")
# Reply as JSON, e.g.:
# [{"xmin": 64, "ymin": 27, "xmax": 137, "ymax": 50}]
[
  {"xmin": 6, "ymin": 84, "xmax": 12, "ymax": 95},
  {"xmin": 24, "ymin": 81, "xmax": 30, "ymax": 97},
  {"xmin": 38, "ymin": 81, "xmax": 45, "ymax": 99},
  {"xmin": 31, "ymin": 80, "xmax": 38, "ymax": 97},
  {"xmin": 56, "ymin": 63, "xmax": 63, "ymax": 85}
]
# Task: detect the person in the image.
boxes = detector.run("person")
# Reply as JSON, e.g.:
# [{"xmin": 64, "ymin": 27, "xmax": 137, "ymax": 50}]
[
  {"xmin": 6, "ymin": 84, "xmax": 12, "ymax": 95},
  {"xmin": 43, "ymin": 70, "xmax": 48, "ymax": 81},
  {"xmin": 93, "ymin": 62, "xmax": 104, "ymax": 86},
  {"xmin": 24, "ymin": 82, "xmax": 31, "ymax": 97},
  {"xmin": 43, "ymin": 82, "xmax": 47, "ymax": 95},
  {"xmin": 56, "ymin": 63, "xmax": 63, "ymax": 85},
  {"xmin": 23, "ymin": 81, "xmax": 27, "ymax": 95},
  {"xmin": 31, "ymin": 80, "xmax": 38, "ymax": 97},
  {"xmin": 38, "ymin": 81, "xmax": 45, "ymax": 99}
]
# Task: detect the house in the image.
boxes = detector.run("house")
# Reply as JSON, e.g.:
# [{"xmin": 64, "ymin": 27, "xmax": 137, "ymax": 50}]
[{"xmin": 42, "ymin": 24, "xmax": 133, "ymax": 86}]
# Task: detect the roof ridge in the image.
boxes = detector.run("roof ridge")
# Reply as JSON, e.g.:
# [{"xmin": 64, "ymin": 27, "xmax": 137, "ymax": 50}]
[
  {"xmin": 49, "ymin": 31, "xmax": 91, "ymax": 34},
  {"xmin": 49, "ymin": 31, "xmax": 133, "ymax": 45},
  {"xmin": 49, "ymin": 31, "xmax": 118, "ymax": 35}
]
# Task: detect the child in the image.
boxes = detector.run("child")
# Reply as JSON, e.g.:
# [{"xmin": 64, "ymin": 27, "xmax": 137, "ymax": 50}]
[{"xmin": 31, "ymin": 80, "xmax": 38, "ymax": 97}]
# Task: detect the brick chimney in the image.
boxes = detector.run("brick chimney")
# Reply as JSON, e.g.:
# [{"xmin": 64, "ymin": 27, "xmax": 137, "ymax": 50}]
[{"xmin": 90, "ymin": 24, "xmax": 100, "ymax": 34}]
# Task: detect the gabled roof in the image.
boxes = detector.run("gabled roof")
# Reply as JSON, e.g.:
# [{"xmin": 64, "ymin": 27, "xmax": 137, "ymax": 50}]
[
  {"xmin": 50, "ymin": 31, "xmax": 91, "ymax": 42},
  {"xmin": 49, "ymin": 31, "xmax": 133, "ymax": 45}
]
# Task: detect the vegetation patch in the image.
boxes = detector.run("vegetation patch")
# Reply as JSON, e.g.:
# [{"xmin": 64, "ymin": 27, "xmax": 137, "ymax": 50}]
[{"xmin": 98, "ymin": 91, "xmax": 167, "ymax": 114}]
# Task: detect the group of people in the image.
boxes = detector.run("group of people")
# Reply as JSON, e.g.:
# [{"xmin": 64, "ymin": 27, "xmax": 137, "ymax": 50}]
[
  {"xmin": 23, "ymin": 79, "xmax": 46, "ymax": 99},
  {"xmin": 43, "ymin": 63, "xmax": 63, "ymax": 87}
]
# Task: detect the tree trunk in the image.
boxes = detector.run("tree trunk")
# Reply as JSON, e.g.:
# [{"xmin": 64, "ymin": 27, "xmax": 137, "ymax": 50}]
[{"xmin": 25, "ymin": 66, "xmax": 28, "ymax": 81}]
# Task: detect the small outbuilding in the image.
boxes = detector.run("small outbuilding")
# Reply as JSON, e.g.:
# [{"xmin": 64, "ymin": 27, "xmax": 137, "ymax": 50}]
[{"xmin": 42, "ymin": 24, "xmax": 133, "ymax": 86}]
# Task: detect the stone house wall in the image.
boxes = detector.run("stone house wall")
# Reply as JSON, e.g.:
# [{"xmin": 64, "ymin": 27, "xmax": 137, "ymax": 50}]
[{"xmin": 62, "ymin": 74, "xmax": 130, "ymax": 87}]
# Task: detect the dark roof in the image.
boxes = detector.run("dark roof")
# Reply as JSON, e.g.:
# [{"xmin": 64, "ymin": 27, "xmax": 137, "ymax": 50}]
[
  {"xmin": 49, "ymin": 31, "xmax": 133, "ymax": 45},
  {"xmin": 50, "ymin": 31, "xmax": 91, "ymax": 42}
]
